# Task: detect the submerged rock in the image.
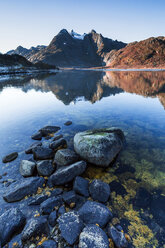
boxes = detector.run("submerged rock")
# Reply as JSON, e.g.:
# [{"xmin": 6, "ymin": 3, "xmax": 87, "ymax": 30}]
[
  {"xmin": 0, "ymin": 208, "xmax": 26, "ymax": 246},
  {"xmin": 49, "ymin": 161, "xmax": 87, "ymax": 186},
  {"xmin": 78, "ymin": 201, "xmax": 113, "ymax": 228},
  {"xmin": 64, "ymin": 121, "xmax": 72, "ymax": 126},
  {"xmin": 49, "ymin": 138, "xmax": 67, "ymax": 151},
  {"xmin": 3, "ymin": 177, "xmax": 45, "ymax": 202},
  {"xmin": 40, "ymin": 196, "xmax": 63, "ymax": 214},
  {"xmin": 57, "ymin": 211, "xmax": 84, "ymax": 245},
  {"xmin": 31, "ymin": 131, "xmax": 42, "ymax": 140},
  {"xmin": 36, "ymin": 160, "xmax": 54, "ymax": 176},
  {"xmin": 25, "ymin": 141, "xmax": 42, "ymax": 154},
  {"xmin": 109, "ymin": 181, "xmax": 127, "ymax": 196},
  {"xmin": 79, "ymin": 224, "xmax": 109, "ymax": 248},
  {"xmin": 2, "ymin": 152, "xmax": 18, "ymax": 163},
  {"xmin": 39, "ymin": 125, "xmax": 60, "ymax": 136},
  {"xmin": 74, "ymin": 128, "xmax": 125, "ymax": 167},
  {"xmin": 73, "ymin": 176, "xmax": 89, "ymax": 197},
  {"xmin": 89, "ymin": 179, "xmax": 110, "ymax": 203},
  {"xmin": 21, "ymin": 216, "xmax": 49, "ymax": 242},
  {"xmin": 108, "ymin": 226, "xmax": 127, "ymax": 248},
  {"xmin": 20, "ymin": 160, "xmax": 36, "ymax": 177},
  {"xmin": 54, "ymin": 149, "xmax": 79, "ymax": 167},
  {"xmin": 33, "ymin": 146, "xmax": 54, "ymax": 160}
]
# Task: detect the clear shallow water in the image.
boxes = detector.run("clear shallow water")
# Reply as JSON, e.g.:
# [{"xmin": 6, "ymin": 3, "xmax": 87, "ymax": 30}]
[{"xmin": 0, "ymin": 70, "xmax": 165, "ymax": 247}]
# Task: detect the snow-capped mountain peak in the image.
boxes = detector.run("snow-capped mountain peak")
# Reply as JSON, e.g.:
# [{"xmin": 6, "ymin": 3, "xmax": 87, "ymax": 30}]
[{"xmin": 70, "ymin": 30, "xmax": 86, "ymax": 40}]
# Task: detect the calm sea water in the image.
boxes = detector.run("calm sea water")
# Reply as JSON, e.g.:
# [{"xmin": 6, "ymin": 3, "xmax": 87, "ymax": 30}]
[{"xmin": 0, "ymin": 70, "xmax": 165, "ymax": 247}]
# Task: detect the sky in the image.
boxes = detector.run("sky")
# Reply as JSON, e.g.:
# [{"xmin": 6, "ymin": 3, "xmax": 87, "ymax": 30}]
[{"xmin": 0, "ymin": 0, "xmax": 165, "ymax": 53}]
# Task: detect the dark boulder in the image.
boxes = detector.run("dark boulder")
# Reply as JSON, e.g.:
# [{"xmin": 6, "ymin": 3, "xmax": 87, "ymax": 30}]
[
  {"xmin": 73, "ymin": 176, "xmax": 89, "ymax": 197},
  {"xmin": 78, "ymin": 201, "xmax": 113, "ymax": 228},
  {"xmin": 108, "ymin": 226, "xmax": 127, "ymax": 248},
  {"xmin": 39, "ymin": 126, "xmax": 60, "ymax": 137},
  {"xmin": 49, "ymin": 161, "xmax": 87, "ymax": 186},
  {"xmin": 133, "ymin": 187, "xmax": 152, "ymax": 208},
  {"xmin": 57, "ymin": 211, "xmax": 84, "ymax": 245},
  {"xmin": 36, "ymin": 160, "xmax": 54, "ymax": 176},
  {"xmin": 31, "ymin": 131, "xmax": 42, "ymax": 140},
  {"xmin": 19, "ymin": 160, "xmax": 36, "ymax": 177},
  {"xmin": 51, "ymin": 188, "xmax": 63, "ymax": 196},
  {"xmin": 79, "ymin": 224, "xmax": 109, "ymax": 248},
  {"xmin": 49, "ymin": 138, "xmax": 67, "ymax": 151},
  {"xmin": 63, "ymin": 191, "xmax": 77, "ymax": 205},
  {"xmin": 33, "ymin": 147, "xmax": 54, "ymax": 160},
  {"xmin": 53, "ymin": 134, "xmax": 63, "ymax": 141},
  {"xmin": 37, "ymin": 240, "xmax": 57, "ymax": 248},
  {"xmin": 21, "ymin": 216, "xmax": 49, "ymax": 242},
  {"xmin": 54, "ymin": 149, "xmax": 79, "ymax": 167},
  {"xmin": 28, "ymin": 194, "xmax": 48, "ymax": 206},
  {"xmin": 89, "ymin": 179, "xmax": 110, "ymax": 203},
  {"xmin": 48, "ymin": 210, "xmax": 57, "ymax": 227},
  {"xmin": 109, "ymin": 181, "xmax": 127, "ymax": 196},
  {"xmin": 3, "ymin": 177, "xmax": 45, "ymax": 202},
  {"xmin": 2, "ymin": 152, "xmax": 18, "ymax": 163},
  {"xmin": 40, "ymin": 196, "xmax": 63, "ymax": 215},
  {"xmin": 25, "ymin": 141, "xmax": 42, "ymax": 154},
  {"xmin": 64, "ymin": 121, "xmax": 72, "ymax": 126},
  {"xmin": 0, "ymin": 208, "xmax": 26, "ymax": 246}
]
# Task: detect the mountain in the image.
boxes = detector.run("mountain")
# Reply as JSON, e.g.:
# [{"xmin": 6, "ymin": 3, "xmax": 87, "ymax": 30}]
[
  {"xmin": 7, "ymin": 45, "xmax": 46, "ymax": 60},
  {"xmin": 105, "ymin": 36, "xmax": 165, "ymax": 68},
  {"xmin": 7, "ymin": 29, "xmax": 126, "ymax": 67}
]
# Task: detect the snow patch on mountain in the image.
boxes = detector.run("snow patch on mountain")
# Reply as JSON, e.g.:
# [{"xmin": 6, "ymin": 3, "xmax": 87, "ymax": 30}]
[{"xmin": 70, "ymin": 30, "xmax": 86, "ymax": 40}]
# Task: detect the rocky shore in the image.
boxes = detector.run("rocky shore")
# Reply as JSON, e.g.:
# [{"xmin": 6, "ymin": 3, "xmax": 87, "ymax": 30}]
[{"xmin": 0, "ymin": 125, "xmax": 131, "ymax": 248}]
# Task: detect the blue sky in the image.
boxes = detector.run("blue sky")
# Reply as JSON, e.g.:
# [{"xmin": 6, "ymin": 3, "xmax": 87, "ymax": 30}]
[{"xmin": 0, "ymin": 0, "xmax": 164, "ymax": 53}]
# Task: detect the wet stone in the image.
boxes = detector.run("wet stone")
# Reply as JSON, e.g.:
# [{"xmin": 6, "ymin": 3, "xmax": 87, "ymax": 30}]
[
  {"xmin": 31, "ymin": 131, "xmax": 42, "ymax": 140},
  {"xmin": 57, "ymin": 211, "xmax": 84, "ymax": 245},
  {"xmin": 36, "ymin": 160, "xmax": 54, "ymax": 176},
  {"xmin": 21, "ymin": 216, "xmax": 49, "ymax": 242},
  {"xmin": 40, "ymin": 196, "xmax": 63, "ymax": 215},
  {"xmin": 73, "ymin": 176, "xmax": 89, "ymax": 197},
  {"xmin": 0, "ymin": 208, "xmax": 26, "ymax": 246},
  {"xmin": 48, "ymin": 210, "xmax": 57, "ymax": 227},
  {"xmin": 25, "ymin": 141, "xmax": 42, "ymax": 154},
  {"xmin": 108, "ymin": 225, "xmax": 128, "ymax": 248},
  {"xmin": 63, "ymin": 191, "xmax": 77, "ymax": 205},
  {"xmin": 39, "ymin": 125, "xmax": 61, "ymax": 137},
  {"xmin": 58, "ymin": 205, "xmax": 66, "ymax": 215},
  {"xmin": 53, "ymin": 134, "xmax": 63, "ymax": 141},
  {"xmin": 20, "ymin": 160, "xmax": 36, "ymax": 177},
  {"xmin": 33, "ymin": 146, "xmax": 54, "ymax": 160},
  {"xmin": 79, "ymin": 224, "xmax": 109, "ymax": 248},
  {"xmin": 89, "ymin": 179, "xmax": 110, "ymax": 203},
  {"xmin": 49, "ymin": 138, "xmax": 67, "ymax": 151},
  {"xmin": 54, "ymin": 148, "xmax": 79, "ymax": 167},
  {"xmin": 64, "ymin": 121, "xmax": 72, "ymax": 126},
  {"xmin": 2, "ymin": 152, "xmax": 18, "ymax": 163},
  {"xmin": 51, "ymin": 188, "xmax": 63, "ymax": 197},
  {"xmin": 78, "ymin": 201, "xmax": 113, "ymax": 228},
  {"xmin": 37, "ymin": 240, "xmax": 57, "ymax": 248},
  {"xmin": 28, "ymin": 194, "xmax": 48, "ymax": 206},
  {"xmin": 49, "ymin": 161, "xmax": 87, "ymax": 186},
  {"xmin": 3, "ymin": 177, "xmax": 45, "ymax": 202}
]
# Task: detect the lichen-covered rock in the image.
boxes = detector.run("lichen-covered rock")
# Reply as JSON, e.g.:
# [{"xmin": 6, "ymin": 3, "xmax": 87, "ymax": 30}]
[
  {"xmin": 48, "ymin": 161, "xmax": 87, "ymax": 186},
  {"xmin": 20, "ymin": 160, "xmax": 36, "ymax": 177},
  {"xmin": 40, "ymin": 196, "xmax": 63, "ymax": 215},
  {"xmin": 89, "ymin": 179, "xmax": 110, "ymax": 203},
  {"xmin": 3, "ymin": 177, "xmax": 45, "ymax": 202},
  {"xmin": 2, "ymin": 152, "xmax": 18, "ymax": 163},
  {"xmin": 74, "ymin": 128, "xmax": 125, "ymax": 167},
  {"xmin": 78, "ymin": 201, "xmax": 113, "ymax": 228},
  {"xmin": 36, "ymin": 160, "xmax": 54, "ymax": 176},
  {"xmin": 33, "ymin": 147, "xmax": 54, "ymax": 160},
  {"xmin": 0, "ymin": 208, "xmax": 26, "ymax": 246},
  {"xmin": 57, "ymin": 211, "xmax": 84, "ymax": 245},
  {"xmin": 54, "ymin": 149, "xmax": 79, "ymax": 167},
  {"xmin": 79, "ymin": 224, "xmax": 109, "ymax": 248},
  {"xmin": 73, "ymin": 176, "xmax": 89, "ymax": 197},
  {"xmin": 108, "ymin": 226, "xmax": 128, "ymax": 248},
  {"xmin": 21, "ymin": 216, "xmax": 49, "ymax": 242}
]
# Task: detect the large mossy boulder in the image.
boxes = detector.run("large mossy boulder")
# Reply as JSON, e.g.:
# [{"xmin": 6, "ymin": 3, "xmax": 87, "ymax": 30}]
[{"xmin": 74, "ymin": 128, "xmax": 125, "ymax": 167}]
